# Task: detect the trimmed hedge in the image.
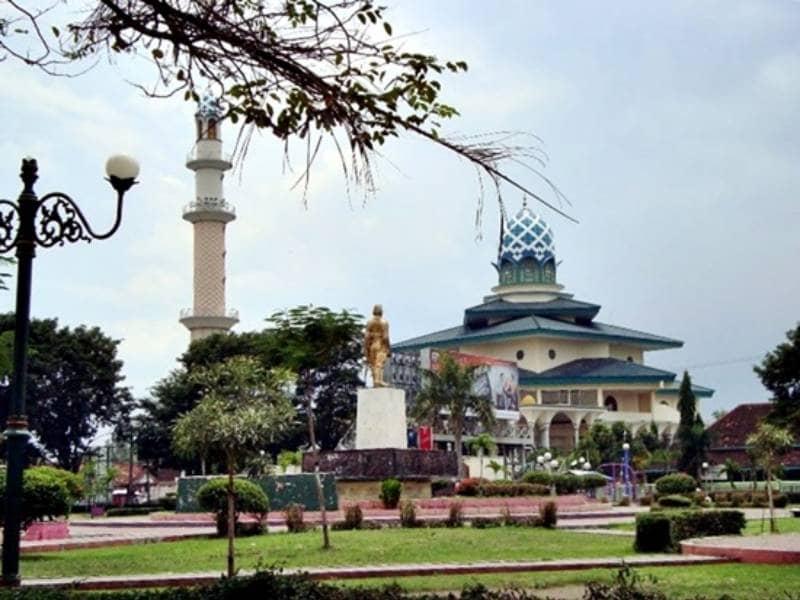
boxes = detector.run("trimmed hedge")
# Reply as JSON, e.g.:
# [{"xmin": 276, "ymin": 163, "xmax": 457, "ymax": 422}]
[
  {"xmin": 521, "ymin": 471, "xmax": 552, "ymax": 486},
  {"xmin": 379, "ymin": 478, "xmax": 402, "ymax": 508},
  {"xmin": 105, "ymin": 507, "xmax": 158, "ymax": 518},
  {"xmin": 657, "ymin": 494, "xmax": 693, "ymax": 508},
  {"xmin": 635, "ymin": 510, "xmax": 745, "ymax": 552},
  {"xmin": 0, "ymin": 466, "xmax": 72, "ymax": 528},
  {"xmin": 479, "ymin": 482, "xmax": 550, "ymax": 497},
  {"xmin": 196, "ymin": 478, "xmax": 268, "ymax": 536},
  {"xmin": 520, "ymin": 471, "xmax": 607, "ymax": 492},
  {"xmin": 710, "ymin": 490, "xmax": 788, "ymax": 508},
  {"xmin": 654, "ymin": 473, "xmax": 696, "ymax": 496}
]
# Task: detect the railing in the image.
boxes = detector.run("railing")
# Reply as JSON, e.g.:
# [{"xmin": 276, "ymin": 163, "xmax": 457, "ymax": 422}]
[
  {"xmin": 540, "ymin": 390, "xmax": 599, "ymax": 408},
  {"xmin": 186, "ymin": 146, "xmax": 233, "ymax": 164},
  {"xmin": 183, "ymin": 197, "xmax": 235, "ymax": 215},
  {"xmin": 180, "ymin": 308, "xmax": 239, "ymax": 320}
]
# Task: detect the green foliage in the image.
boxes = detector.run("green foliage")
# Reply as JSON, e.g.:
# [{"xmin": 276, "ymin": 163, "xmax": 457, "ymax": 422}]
[
  {"xmin": 284, "ymin": 503, "xmax": 306, "ymax": 533},
  {"xmin": 105, "ymin": 507, "xmax": 157, "ymax": 517},
  {"xmin": 539, "ymin": 501, "xmax": 558, "ymax": 528},
  {"xmin": 413, "ymin": 352, "xmax": 496, "ymax": 478},
  {"xmin": 676, "ymin": 371, "xmax": 709, "ymax": 477},
  {"xmin": 277, "ymin": 449, "xmax": 302, "ymax": 471},
  {"xmin": 399, "ymin": 500, "xmax": 418, "ymax": 528},
  {"xmin": 379, "ymin": 478, "xmax": 402, "ymax": 509},
  {"xmin": 755, "ymin": 323, "xmax": 800, "ymax": 432},
  {"xmin": 78, "ymin": 458, "xmax": 116, "ymax": 505},
  {"xmin": 0, "ymin": 314, "xmax": 133, "ymax": 471},
  {"xmin": 657, "ymin": 494, "xmax": 693, "ymax": 508},
  {"xmin": 521, "ymin": 471, "xmax": 552, "ymax": 486},
  {"xmin": 654, "ymin": 473, "xmax": 697, "ymax": 496},
  {"xmin": 477, "ymin": 482, "xmax": 550, "ymax": 497},
  {"xmin": 635, "ymin": 510, "xmax": 745, "ymax": 552},
  {"xmin": 35, "ymin": 466, "xmax": 83, "ymax": 503},
  {"xmin": 0, "ymin": 466, "xmax": 71, "ymax": 528},
  {"xmin": 196, "ymin": 478, "xmax": 269, "ymax": 536},
  {"xmin": 469, "ymin": 433, "xmax": 496, "ymax": 456},
  {"xmin": 552, "ymin": 473, "xmax": 581, "ymax": 495}
]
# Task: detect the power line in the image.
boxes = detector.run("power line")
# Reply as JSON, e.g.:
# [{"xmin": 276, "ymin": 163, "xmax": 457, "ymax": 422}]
[{"xmin": 661, "ymin": 354, "xmax": 764, "ymax": 372}]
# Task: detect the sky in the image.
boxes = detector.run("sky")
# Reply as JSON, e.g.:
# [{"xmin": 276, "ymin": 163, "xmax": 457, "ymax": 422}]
[{"xmin": 1, "ymin": 0, "xmax": 799, "ymax": 424}]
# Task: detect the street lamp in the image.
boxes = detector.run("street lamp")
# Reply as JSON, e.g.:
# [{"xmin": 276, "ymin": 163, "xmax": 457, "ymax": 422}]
[
  {"xmin": 622, "ymin": 442, "xmax": 631, "ymax": 498},
  {"xmin": 0, "ymin": 156, "xmax": 138, "ymax": 586},
  {"xmin": 701, "ymin": 461, "xmax": 709, "ymax": 492}
]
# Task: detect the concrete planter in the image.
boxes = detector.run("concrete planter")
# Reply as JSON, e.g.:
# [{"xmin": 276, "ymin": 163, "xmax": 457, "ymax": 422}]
[{"xmin": 22, "ymin": 520, "xmax": 70, "ymax": 541}]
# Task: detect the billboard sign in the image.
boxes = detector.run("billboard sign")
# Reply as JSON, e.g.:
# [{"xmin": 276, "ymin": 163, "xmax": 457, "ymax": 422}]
[{"xmin": 429, "ymin": 350, "xmax": 519, "ymax": 412}]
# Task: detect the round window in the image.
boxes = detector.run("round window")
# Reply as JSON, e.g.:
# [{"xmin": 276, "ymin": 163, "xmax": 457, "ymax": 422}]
[
  {"xmin": 516, "ymin": 349, "xmax": 525, "ymax": 360},
  {"xmin": 548, "ymin": 349, "xmax": 556, "ymax": 360}
]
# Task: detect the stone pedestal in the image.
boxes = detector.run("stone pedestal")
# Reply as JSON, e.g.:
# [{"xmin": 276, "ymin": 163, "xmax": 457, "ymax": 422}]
[{"xmin": 355, "ymin": 387, "xmax": 407, "ymax": 450}]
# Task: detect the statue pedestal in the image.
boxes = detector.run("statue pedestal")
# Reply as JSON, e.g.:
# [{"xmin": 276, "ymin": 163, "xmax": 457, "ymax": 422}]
[{"xmin": 356, "ymin": 387, "xmax": 407, "ymax": 450}]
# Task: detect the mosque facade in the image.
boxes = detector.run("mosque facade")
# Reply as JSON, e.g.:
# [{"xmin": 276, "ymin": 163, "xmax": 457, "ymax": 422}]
[{"xmin": 393, "ymin": 201, "xmax": 713, "ymax": 461}]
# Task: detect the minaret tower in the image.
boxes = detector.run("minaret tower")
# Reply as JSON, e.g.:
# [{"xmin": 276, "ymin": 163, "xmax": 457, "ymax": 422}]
[{"xmin": 179, "ymin": 94, "xmax": 238, "ymax": 342}]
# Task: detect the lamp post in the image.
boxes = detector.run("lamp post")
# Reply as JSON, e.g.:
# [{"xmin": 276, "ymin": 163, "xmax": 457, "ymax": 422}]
[
  {"xmin": 701, "ymin": 461, "xmax": 709, "ymax": 493},
  {"xmin": 622, "ymin": 442, "xmax": 631, "ymax": 498},
  {"xmin": 0, "ymin": 156, "xmax": 138, "ymax": 586}
]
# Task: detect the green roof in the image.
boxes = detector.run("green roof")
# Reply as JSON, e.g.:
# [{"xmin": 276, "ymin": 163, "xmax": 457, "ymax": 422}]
[
  {"xmin": 518, "ymin": 358, "xmax": 677, "ymax": 386},
  {"xmin": 654, "ymin": 382, "xmax": 715, "ymax": 398},
  {"xmin": 394, "ymin": 314, "xmax": 683, "ymax": 352},
  {"xmin": 463, "ymin": 298, "xmax": 600, "ymax": 327}
]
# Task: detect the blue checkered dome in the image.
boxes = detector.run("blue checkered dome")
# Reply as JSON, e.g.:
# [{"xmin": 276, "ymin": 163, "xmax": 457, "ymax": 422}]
[{"xmin": 499, "ymin": 205, "xmax": 556, "ymax": 265}]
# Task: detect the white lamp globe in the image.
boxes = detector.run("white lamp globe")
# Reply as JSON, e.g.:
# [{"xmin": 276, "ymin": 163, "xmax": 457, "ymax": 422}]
[
  {"xmin": 536, "ymin": 456, "xmax": 545, "ymax": 465},
  {"xmin": 570, "ymin": 460, "xmax": 577, "ymax": 467},
  {"xmin": 544, "ymin": 452, "xmax": 552, "ymax": 461},
  {"xmin": 106, "ymin": 154, "xmax": 140, "ymax": 180},
  {"xmin": 702, "ymin": 462, "xmax": 709, "ymax": 470},
  {"xmin": 584, "ymin": 462, "xmax": 591, "ymax": 470},
  {"xmin": 622, "ymin": 442, "xmax": 630, "ymax": 451},
  {"xmin": 578, "ymin": 457, "xmax": 586, "ymax": 464},
  {"xmin": 549, "ymin": 459, "xmax": 559, "ymax": 469}
]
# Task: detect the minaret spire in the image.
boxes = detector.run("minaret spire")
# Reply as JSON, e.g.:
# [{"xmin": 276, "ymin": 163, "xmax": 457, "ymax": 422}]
[{"xmin": 179, "ymin": 93, "xmax": 239, "ymax": 342}]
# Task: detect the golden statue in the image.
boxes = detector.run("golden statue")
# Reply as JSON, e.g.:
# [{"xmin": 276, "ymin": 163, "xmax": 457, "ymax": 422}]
[{"xmin": 364, "ymin": 304, "xmax": 391, "ymax": 387}]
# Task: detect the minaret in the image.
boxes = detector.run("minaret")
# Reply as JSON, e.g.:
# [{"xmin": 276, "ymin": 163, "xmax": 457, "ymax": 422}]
[{"xmin": 179, "ymin": 94, "xmax": 238, "ymax": 342}]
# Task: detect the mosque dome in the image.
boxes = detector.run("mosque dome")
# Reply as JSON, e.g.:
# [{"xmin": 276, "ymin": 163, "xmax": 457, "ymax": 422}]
[{"xmin": 495, "ymin": 200, "xmax": 557, "ymax": 287}]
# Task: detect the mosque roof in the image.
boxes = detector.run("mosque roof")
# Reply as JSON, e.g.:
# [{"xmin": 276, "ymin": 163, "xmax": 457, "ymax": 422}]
[
  {"xmin": 393, "ymin": 313, "xmax": 683, "ymax": 352},
  {"xmin": 464, "ymin": 298, "xmax": 601, "ymax": 327},
  {"xmin": 654, "ymin": 381, "xmax": 715, "ymax": 398},
  {"xmin": 499, "ymin": 204, "xmax": 555, "ymax": 264},
  {"xmin": 518, "ymin": 358, "xmax": 676, "ymax": 386},
  {"xmin": 197, "ymin": 92, "xmax": 224, "ymax": 120}
]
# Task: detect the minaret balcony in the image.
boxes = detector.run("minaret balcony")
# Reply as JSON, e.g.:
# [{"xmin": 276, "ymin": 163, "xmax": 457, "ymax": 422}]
[
  {"xmin": 186, "ymin": 147, "xmax": 233, "ymax": 171},
  {"xmin": 183, "ymin": 197, "xmax": 236, "ymax": 223},
  {"xmin": 179, "ymin": 308, "xmax": 239, "ymax": 332}
]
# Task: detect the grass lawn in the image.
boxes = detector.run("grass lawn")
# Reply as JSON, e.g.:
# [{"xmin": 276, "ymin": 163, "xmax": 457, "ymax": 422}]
[
  {"xmin": 339, "ymin": 563, "xmax": 800, "ymax": 599},
  {"xmin": 21, "ymin": 528, "xmax": 632, "ymax": 579}
]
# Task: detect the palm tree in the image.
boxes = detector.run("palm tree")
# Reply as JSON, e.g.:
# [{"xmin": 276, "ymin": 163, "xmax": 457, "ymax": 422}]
[
  {"xmin": 469, "ymin": 433, "xmax": 497, "ymax": 480},
  {"xmin": 412, "ymin": 353, "xmax": 495, "ymax": 478}
]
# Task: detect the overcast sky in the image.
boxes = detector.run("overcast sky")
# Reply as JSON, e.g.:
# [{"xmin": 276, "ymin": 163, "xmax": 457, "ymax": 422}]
[{"xmin": 1, "ymin": 0, "xmax": 798, "ymax": 424}]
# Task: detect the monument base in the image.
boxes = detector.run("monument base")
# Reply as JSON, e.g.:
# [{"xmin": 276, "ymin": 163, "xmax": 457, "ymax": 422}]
[{"xmin": 356, "ymin": 387, "xmax": 407, "ymax": 450}]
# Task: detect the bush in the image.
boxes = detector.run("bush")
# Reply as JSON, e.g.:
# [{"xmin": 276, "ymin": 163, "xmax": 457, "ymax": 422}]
[
  {"xmin": 654, "ymin": 473, "xmax": 696, "ymax": 496},
  {"xmin": 773, "ymin": 493, "xmax": 788, "ymax": 508},
  {"xmin": 508, "ymin": 515, "xmax": 542, "ymax": 527},
  {"xmin": 638, "ymin": 494, "xmax": 653, "ymax": 507},
  {"xmin": 635, "ymin": 510, "xmax": 745, "ymax": 552},
  {"xmin": 479, "ymin": 482, "xmax": 549, "ymax": 497},
  {"xmin": 105, "ymin": 507, "xmax": 157, "ymax": 517},
  {"xmin": 471, "ymin": 516, "xmax": 502, "ymax": 528},
  {"xmin": 196, "ymin": 478, "xmax": 269, "ymax": 536},
  {"xmin": 657, "ymin": 494, "xmax": 693, "ymax": 508},
  {"xmin": 399, "ymin": 500, "xmax": 418, "ymax": 528},
  {"xmin": 379, "ymin": 478, "xmax": 402, "ymax": 508},
  {"xmin": 552, "ymin": 473, "xmax": 581, "ymax": 495},
  {"xmin": 343, "ymin": 504, "xmax": 363, "ymax": 530},
  {"xmin": 446, "ymin": 501, "xmax": 464, "ymax": 527},
  {"xmin": 431, "ymin": 479, "xmax": 455, "ymax": 497},
  {"xmin": 539, "ymin": 501, "xmax": 557, "ymax": 528},
  {"xmin": 277, "ymin": 449, "xmax": 302, "ymax": 472},
  {"xmin": 35, "ymin": 466, "xmax": 83, "ymax": 503},
  {"xmin": 284, "ymin": 503, "xmax": 306, "ymax": 533},
  {"xmin": 521, "ymin": 471, "xmax": 552, "ymax": 486},
  {"xmin": 579, "ymin": 474, "xmax": 608, "ymax": 490},
  {"xmin": 0, "ymin": 467, "xmax": 72, "ymax": 528},
  {"xmin": 454, "ymin": 477, "xmax": 484, "ymax": 496}
]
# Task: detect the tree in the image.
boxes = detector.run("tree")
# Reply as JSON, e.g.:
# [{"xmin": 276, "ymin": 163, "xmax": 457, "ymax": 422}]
[
  {"xmin": 1, "ymin": 1, "xmax": 572, "ymax": 221},
  {"xmin": 755, "ymin": 324, "xmax": 800, "ymax": 433},
  {"xmin": 469, "ymin": 433, "xmax": 496, "ymax": 480},
  {"xmin": 746, "ymin": 423, "xmax": 793, "ymax": 533},
  {"xmin": 172, "ymin": 356, "xmax": 295, "ymax": 577},
  {"xmin": 412, "ymin": 352, "xmax": 495, "ymax": 478},
  {"xmin": 675, "ymin": 371, "xmax": 708, "ymax": 478},
  {"xmin": 0, "ymin": 314, "xmax": 133, "ymax": 471},
  {"xmin": 265, "ymin": 305, "xmax": 363, "ymax": 550}
]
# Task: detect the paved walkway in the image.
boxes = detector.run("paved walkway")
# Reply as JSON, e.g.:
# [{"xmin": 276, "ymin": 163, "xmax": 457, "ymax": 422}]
[
  {"xmin": 682, "ymin": 533, "xmax": 800, "ymax": 564},
  {"xmin": 22, "ymin": 555, "xmax": 732, "ymax": 591}
]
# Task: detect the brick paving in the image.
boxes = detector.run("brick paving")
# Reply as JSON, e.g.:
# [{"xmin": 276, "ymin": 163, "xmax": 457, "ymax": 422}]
[{"xmin": 22, "ymin": 554, "xmax": 732, "ymax": 591}]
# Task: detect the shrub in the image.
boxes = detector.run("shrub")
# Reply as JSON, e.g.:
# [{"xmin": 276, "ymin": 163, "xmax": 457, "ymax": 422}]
[
  {"xmin": 552, "ymin": 473, "xmax": 581, "ymax": 495},
  {"xmin": 431, "ymin": 479, "xmax": 455, "ymax": 497},
  {"xmin": 379, "ymin": 478, "xmax": 402, "ymax": 508},
  {"xmin": 471, "ymin": 516, "xmax": 502, "ymax": 528},
  {"xmin": 773, "ymin": 493, "xmax": 788, "ymax": 508},
  {"xmin": 521, "ymin": 471, "xmax": 552, "ymax": 486},
  {"xmin": 657, "ymin": 494, "xmax": 693, "ymax": 508},
  {"xmin": 509, "ymin": 515, "xmax": 542, "ymax": 527},
  {"xmin": 35, "ymin": 466, "xmax": 83, "ymax": 503},
  {"xmin": 616, "ymin": 496, "xmax": 631, "ymax": 507},
  {"xmin": 342, "ymin": 504, "xmax": 363, "ymax": 530},
  {"xmin": 638, "ymin": 494, "xmax": 653, "ymax": 507},
  {"xmin": 454, "ymin": 477, "xmax": 484, "ymax": 496},
  {"xmin": 277, "ymin": 449, "xmax": 302, "ymax": 472},
  {"xmin": 579, "ymin": 474, "xmax": 608, "ymax": 490},
  {"xmin": 499, "ymin": 504, "xmax": 514, "ymax": 526},
  {"xmin": 446, "ymin": 501, "xmax": 464, "ymax": 527},
  {"xmin": 284, "ymin": 503, "xmax": 306, "ymax": 533},
  {"xmin": 479, "ymin": 482, "xmax": 549, "ymax": 497},
  {"xmin": 635, "ymin": 510, "xmax": 745, "ymax": 552},
  {"xmin": 635, "ymin": 513, "xmax": 673, "ymax": 552},
  {"xmin": 197, "ymin": 478, "xmax": 269, "ymax": 536},
  {"xmin": 105, "ymin": 507, "xmax": 157, "ymax": 517},
  {"xmin": 399, "ymin": 500, "xmax": 418, "ymax": 528},
  {"xmin": 0, "ymin": 467, "xmax": 72, "ymax": 528},
  {"xmin": 654, "ymin": 473, "xmax": 696, "ymax": 496},
  {"xmin": 539, "ymin": 501, "xmax": 557, "ymax": 528}
]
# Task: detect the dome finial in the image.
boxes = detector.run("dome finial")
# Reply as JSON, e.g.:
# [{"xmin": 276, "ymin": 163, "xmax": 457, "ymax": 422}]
[{"xmin": 522, "ymin": 195, "xmax": 528, "ymax": 208}]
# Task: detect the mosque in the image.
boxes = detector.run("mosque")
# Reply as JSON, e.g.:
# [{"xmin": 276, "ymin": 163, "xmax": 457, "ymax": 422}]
[{"xmin": 393, "ymin": 202, "xmax": 713, "ymax": 462}]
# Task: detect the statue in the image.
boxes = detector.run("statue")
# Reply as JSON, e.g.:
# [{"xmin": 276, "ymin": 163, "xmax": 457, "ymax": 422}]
[{"xmin": 364, "ymin": 304, "xmax": 391, "ymax": 387}]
